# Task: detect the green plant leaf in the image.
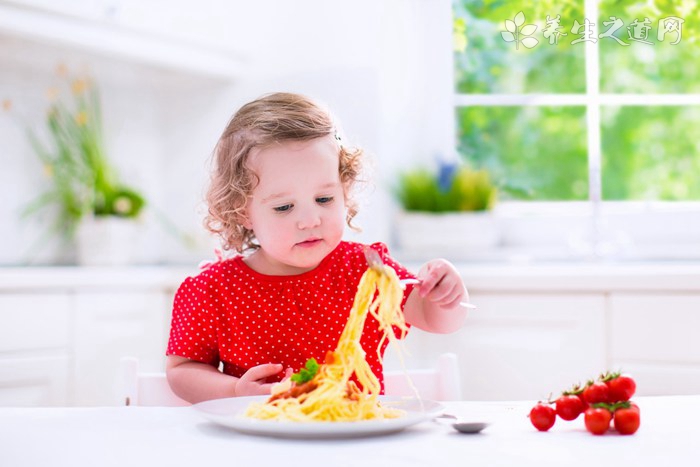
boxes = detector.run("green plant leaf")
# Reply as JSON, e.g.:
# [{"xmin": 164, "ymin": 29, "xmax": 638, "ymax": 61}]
[
  {"xmin": 394, "ymin": 165, "xmax": 497, "ymax": 212},
  {"xmin": 20, "ymin": 74, "xmax": 148, "ymax": 242}
]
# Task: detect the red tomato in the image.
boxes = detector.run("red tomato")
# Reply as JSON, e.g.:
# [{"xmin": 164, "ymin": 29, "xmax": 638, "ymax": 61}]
[
  {"xmin": 607, "ymin": 375, "xmax": 636, "ymax": 402},
  {"xmin": 584, "ymin": 407, "xmax": 612, "ymax": 435},
  {"xmin": 628, "ymin": 402, "xmax": 640, "ymax": 414},
  {"xmin": 614, "ymin": 406, "xmax": 640, "ymax": 435},
  {"xmin": 583, "ymin": 381, "xmax": 610, "ymax": 404},
  {"xmin": 530, "ymin": 403, "xmax": 556, "ymax": 432},
  {"xmin": 555, "ymin": 395, "xmax": 584, "ymax": 421},
  {"xmin": 578, "ymin": 393, "xmax": 590, "ymax": 411}
]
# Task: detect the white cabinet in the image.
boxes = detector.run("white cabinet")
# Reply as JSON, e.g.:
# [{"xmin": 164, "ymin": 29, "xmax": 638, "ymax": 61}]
[
  {"xmin": 72, "ymin": 292, "xmax": 170, "ymax": 406},
  {"xmin": 0, "ymin": 294, "xmax": 71, "ymax": 406},
  {"xmin": 387, "ymin": 262, "xmax": 700, "ymax": 400},
  {"xmin": 0, "ymin": 356, "xmax": 70, "ymax": 406},
  {"xmin": 392, "ymin": 293, "xmax": 606, "ymax": 401},
  {"xmin": 457, "ymin": 293, "xmax": 606, "ymax": 400},
  {"xmin": 609, "ymin": 293, "xmax": 700, "ymax": 396},
  {"xmin": 0, "ymin": 276, "xmax": 181, "ymax": 407}
]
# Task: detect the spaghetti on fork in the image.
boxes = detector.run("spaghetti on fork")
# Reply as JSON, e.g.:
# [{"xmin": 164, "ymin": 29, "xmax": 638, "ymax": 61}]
[{"xmin": 244, "ymin": 248, "xmax": 408, "ymax": 422}]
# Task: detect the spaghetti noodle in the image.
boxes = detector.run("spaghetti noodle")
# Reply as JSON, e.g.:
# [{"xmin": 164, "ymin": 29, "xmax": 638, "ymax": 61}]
[{"xmin": 244, "ymin": 258, "xmax": 408, "ymax": 422}]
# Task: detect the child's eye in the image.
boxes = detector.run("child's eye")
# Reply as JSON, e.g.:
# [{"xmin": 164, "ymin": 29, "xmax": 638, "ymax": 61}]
[
  {"xmin": 273, "ymin": 204, "xmax": 293, "ymax": 213},
  {"xmin": 316, "ymin": 196, "xmax": 334, "ymax": 204}
]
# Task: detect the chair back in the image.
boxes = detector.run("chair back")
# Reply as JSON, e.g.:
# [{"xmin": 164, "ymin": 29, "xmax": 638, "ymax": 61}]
[
  {"xmin": 384, "ymin": 352, "xmax": 461, "ymax": 401},
  {"xmin": 120, "ymin": 357, "xmax": 189, "ymax": 407},
  {"xmin": 120, "ymin": 352, "xmax": 461, "ymax": 405}
]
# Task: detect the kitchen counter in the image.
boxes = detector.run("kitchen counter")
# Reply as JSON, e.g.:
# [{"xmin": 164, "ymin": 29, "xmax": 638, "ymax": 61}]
[
  {"xmin": 2, "ymin": 261, "xmax": 700, "ymax": 292},
  {"xmin": 0, "ymin": 396, "xmax": 696, "ymax": 467}
]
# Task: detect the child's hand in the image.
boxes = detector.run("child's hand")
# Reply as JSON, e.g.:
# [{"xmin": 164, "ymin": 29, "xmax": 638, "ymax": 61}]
[
  {"xmin": 416, "ymin": 259, "xmax": 468, "ymax": 309},
  {"xmin": 236, "ymin": 363, "xmax": 288, "ymax": 396}
]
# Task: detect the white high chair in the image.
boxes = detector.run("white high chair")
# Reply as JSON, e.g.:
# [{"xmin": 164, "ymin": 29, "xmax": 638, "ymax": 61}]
[
  {"xmin": 120, "ymin": 357, "xmax": 189, "ymax": 407},
  {"xmin": 119, "ymin": 353, "xmax": 461, "ymax": 406},
  {"xmin": 384, "ymin": 352, "xmax": 462, "ymax": 401}
]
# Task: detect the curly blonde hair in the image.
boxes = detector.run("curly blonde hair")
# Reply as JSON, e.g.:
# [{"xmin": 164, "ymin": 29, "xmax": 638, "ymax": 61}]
[{"xmin": 205, "ymin": 92, "xmax": 364, "ymax": 253}]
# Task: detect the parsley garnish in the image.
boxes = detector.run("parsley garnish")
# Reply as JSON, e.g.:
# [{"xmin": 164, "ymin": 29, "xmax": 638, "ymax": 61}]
[{"xmin": 290, "ymin": 358, "xmax": 319, "ymax": 384}]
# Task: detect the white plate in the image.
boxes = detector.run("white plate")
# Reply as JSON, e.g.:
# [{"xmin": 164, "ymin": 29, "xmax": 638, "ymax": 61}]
[{"xmin": 193, "ymin": 395, "xmax": 443, "ymax": 439}]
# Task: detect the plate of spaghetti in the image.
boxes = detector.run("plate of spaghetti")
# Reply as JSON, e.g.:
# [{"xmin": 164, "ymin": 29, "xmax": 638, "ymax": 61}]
[
  {"xmin": 193, "ymin": 395, "xmax": 443, "ymax": 439},
  {"xmin": 194, "ymin": 247, "xmax": 440, "ymax": 438}
]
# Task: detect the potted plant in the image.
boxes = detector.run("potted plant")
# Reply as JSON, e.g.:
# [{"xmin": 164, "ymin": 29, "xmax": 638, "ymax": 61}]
[
  {"xmin": 393, "ymin": 160, "xmax": 500, "ymax": 256},
  {"xmin": 22, "ymin": 70, "xmax": 146, "ymax": 265}
]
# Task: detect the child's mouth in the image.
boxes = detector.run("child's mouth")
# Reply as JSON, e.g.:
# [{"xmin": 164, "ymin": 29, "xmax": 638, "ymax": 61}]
[{"xmin": 297, "ymin": 238, "xmax": 322, "ymax": 248}]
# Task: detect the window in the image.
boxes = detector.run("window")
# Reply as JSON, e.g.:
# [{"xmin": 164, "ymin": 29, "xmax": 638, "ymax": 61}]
[{"xmin": 453, "ymin": 0, "xmax": 700, "ymax": 261}]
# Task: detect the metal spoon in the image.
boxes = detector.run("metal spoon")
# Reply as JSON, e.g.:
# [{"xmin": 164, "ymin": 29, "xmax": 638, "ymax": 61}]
[
  {"xmin": 399, "ymin": 278, "xmax": 477, "ymax": 310},
  {"xmin": 452, "ymin": 421, "xmax": 490, "ymax": 434},
  {"xmin": 436, "ymin": 413, "xmax": 490, "ymax": 434}
]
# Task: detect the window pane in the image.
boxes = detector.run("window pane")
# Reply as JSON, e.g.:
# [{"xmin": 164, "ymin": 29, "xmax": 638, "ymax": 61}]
[
  {"xmin": 601, "ymin": 106, "xmax": 700, "ymax": 200},
  {"xmin": 457, "ymin": 106, "xmax": 588, "ymax": 201},
  {"xmin": 453, "ymin": 1, "xmax": 585, "ymax": 93},
  {"xmin": 599, "ymin": 0, "xmax": 700, "ymax": 93}
]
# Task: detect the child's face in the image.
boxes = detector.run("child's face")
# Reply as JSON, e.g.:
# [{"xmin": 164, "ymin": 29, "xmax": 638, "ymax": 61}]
[{"xmin": 243, "ymin": 136, "xmax": 347, "ymax": 275}]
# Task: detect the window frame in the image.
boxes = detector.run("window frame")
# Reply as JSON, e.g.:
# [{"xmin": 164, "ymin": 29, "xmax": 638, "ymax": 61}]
[{"xmin": 454, "ymin": 0, "xmax": 700, "ymax": 262}]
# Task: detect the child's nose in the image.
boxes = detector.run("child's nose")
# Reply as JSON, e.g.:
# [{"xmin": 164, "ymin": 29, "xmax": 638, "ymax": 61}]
[{"xmin": 296, "ymin": 207, "xmax": 321, "ymax": 230}]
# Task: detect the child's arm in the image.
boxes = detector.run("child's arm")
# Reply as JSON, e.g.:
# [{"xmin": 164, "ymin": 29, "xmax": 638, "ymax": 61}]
[
  {"xmin": 165, "ymin": 355, "xmax": 285, "ymax": 403},
  {"xmin": 402, "ymin": 258, "xmax": 469, "ymax": 334}
]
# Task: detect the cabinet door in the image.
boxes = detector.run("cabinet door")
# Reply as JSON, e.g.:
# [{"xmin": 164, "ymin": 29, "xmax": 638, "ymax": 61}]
[
  {"xmin": 393, "ymin": 293, "xmax": 606, "ymax": 400},
  {"xmin": 0, "ymin": 294, "xmax": 71, "ymax": 406},
  {"xmin": 0, "ymin": 294, "xmax": 71, "ymax": 352},
  {"xmin": 610, "ymin": 293, "xmax": 700, "ymax": 395},
  {"xmin": 0, "ymin": 356, "xmax": 69, "ymax": 406},
  {"xmin": 73, "ymin": 292, "xmax": 170, "ymax": 406}
]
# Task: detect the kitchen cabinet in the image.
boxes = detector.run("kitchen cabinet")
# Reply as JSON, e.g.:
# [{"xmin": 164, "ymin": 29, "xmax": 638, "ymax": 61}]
[
  {"xmin": 0, "ymin": 294, "xmax": 71, "ymax": 406},
  {"xmin": 72, "ymin": 292, "xmax": 170, "ymax": 406},
  {"xmin": 609, "ymin": 293, "xmax": 700, "ymax": 396},
  {"xmin": 0, "ymin": 268, "xmax": 186, "ymax": 407},
  {"xmin": 386, "ymin": 261, "xmax": 700, "ymax": 401},
  {"xmin": 390, "ymin": 293, "xmax": 606, "ymax": 401}
]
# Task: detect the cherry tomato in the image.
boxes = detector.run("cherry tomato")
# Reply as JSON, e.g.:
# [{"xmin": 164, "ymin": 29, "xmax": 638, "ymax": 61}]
[
  {"xmin": 607, "ymin": 375, "xmax": 636, "ymax": 402},
  {"xmin": 555, "ymin": 395, "xmax": 584, "ymax": 421},
  {"xmin": 584, "ymin": 407, "xmax": 612, "ymax": 435},
  {"xmin": 530, "ymin": 403, "xmax": 556, "ymax": 432},
  {"xmin": 614, "ymin": 406, "xmax": 640, "ymax": 435},
  {"xmin": 583, "ymin": 381, "xmax": 610, "ymax": 404}
]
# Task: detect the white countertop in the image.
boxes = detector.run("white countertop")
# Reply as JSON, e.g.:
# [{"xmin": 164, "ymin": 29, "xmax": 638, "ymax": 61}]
[
  {"xmin": 0, "ymin": 396, "xmax": 696, "ymax": 467},
  {"xmin": 1, "ymin": 261, "xmax": 700, "ymax": 292}
]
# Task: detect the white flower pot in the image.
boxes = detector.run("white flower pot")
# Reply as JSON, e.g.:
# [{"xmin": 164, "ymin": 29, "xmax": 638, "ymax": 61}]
[
  {"xmin": 75, "ymin": 216, "xmax": 140, "ymax": 266},
  {"xmin": 394, "ymin": 211, "xmax": 501, "ymax": 258}
]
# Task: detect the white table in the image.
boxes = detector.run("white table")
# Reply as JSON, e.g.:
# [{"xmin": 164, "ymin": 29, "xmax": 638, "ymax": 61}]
[{"xmin": 1, "ymin": 396, "xmax": 696, "ymax": 467}]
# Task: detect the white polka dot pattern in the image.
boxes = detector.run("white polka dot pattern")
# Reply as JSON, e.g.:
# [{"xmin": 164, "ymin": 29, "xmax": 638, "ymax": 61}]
[{"xmin": 166, "ymin": 241, "xmax": 415, "ymax": 391}]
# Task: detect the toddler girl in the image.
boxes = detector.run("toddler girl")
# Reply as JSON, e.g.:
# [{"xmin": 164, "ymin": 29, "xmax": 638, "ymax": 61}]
[{"xmin": 166, "ymin": 92, "xmax": 468, "ymax": 403}]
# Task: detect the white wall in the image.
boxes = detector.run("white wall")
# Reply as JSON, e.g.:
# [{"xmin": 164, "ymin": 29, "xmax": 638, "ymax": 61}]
[{"xmin": 0, "ymin": 0, "xmax": 454, "ymax": 265}]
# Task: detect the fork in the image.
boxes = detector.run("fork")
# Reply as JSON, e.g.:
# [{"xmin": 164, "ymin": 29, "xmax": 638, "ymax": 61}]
[{"xmin": 363, "ymin": 247, "xmax": 477, "ymax": 310}]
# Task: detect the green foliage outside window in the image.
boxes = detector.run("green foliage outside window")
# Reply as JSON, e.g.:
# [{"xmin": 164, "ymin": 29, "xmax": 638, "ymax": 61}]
[
  {"xmin": 453, "ymin": 0, "xmax": 700, "ymax": 201},
  {"xmin": 457, "ymin": 106, "xmax": 588, "ymax": 200}
]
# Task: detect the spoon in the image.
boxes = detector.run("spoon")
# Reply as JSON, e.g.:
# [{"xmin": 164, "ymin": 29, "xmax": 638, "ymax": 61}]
[
  {"xmin": 399, "ymin": 278, "xmax": 477, "ymax": 310},
  {"xmin": 436, "ymin": 413, "xmax": 490, "ymax": 434},
  {"xmin": 452, "ymin": 421, "xmax": 490, "ymax": 434}
]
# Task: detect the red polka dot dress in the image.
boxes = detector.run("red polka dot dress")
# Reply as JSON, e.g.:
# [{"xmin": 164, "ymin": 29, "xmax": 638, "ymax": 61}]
[{"xmin": 166, "ymin": 241, "xmax": 416, "ymax": 392}]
